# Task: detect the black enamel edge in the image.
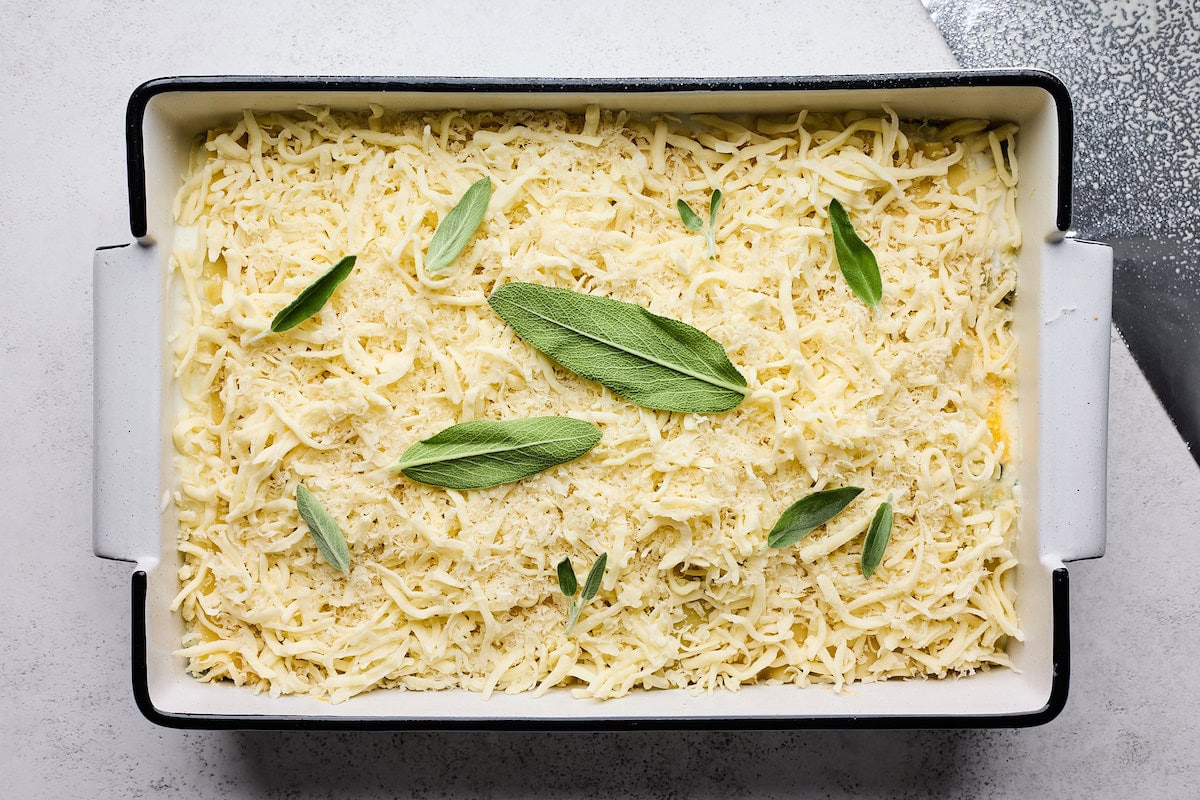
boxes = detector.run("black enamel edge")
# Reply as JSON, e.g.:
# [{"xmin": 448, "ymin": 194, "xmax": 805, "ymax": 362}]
[
  {"xmin": 124, "ymin": 70, "xmax": 1073, "ymax": 239},
  {"xmin": 131, "ymin": 568, "xmax": 1070, "ymax": 730}
]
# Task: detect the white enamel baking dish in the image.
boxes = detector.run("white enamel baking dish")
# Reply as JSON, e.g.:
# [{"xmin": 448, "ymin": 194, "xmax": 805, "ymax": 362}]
[{"xmin": 93, "ymin": 73, "xmax": 1112, "ymax": 729}]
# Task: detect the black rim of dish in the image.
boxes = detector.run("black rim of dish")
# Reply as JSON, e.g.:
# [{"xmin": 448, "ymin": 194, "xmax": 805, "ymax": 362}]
[
  {"xmin": 125, "ymin": 71, "xmax": 1074, "ymax": 239},
  {"xmin": 132, "ymin": 569, "xmax": 1071, "ymax": 730}
]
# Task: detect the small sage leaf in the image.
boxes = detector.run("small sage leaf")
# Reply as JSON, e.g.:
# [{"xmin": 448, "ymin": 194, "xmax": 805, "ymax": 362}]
[
  {"xmin": 256, "ymin": 255, "xmax": 356, "ymax": 340},
  {"xmin": 767, "ymin": 486, "xmax": 864, "ymax": 549},
  {"xmin": 708, "ymin": 189, "xmax": 723, "ymax": 230},
  {"xmin": 295, "ymin": 484, "xmax": 351, "ymax": 573},
  {"xmin": 828, "ymin": 198, "xmax": 882, "ymax": 307},
  {"xmin": 861, "ymin": 496, "xmax": 895, "ymax": 578},
  {"xmin": 488, "ymin": 282, "xmax": 748, "ymax": 413},
  {"xmin": 678, "ymin": 190, "xmax": 722, "ymax": 259},
  {"xmin": 677, "ymin": 199, "xmax": 705, "ymax": 231},
  {"xmin": 392, "ymin": 416, "xmax": 601, "ymax": 490},
  {"xmin": 581, "ymin": 553, "xmax": 607, "ymax": 602},
  {"xmin": 557, "ymin": 556, "xmax": 578, "ymax": 597},
  {"xmin": 426, "ymin": 176, "xmax": 493, "ymax": 273},
  {"xmin": 561, "ymin": 552, "xmax": 607, "ymax": 634}
]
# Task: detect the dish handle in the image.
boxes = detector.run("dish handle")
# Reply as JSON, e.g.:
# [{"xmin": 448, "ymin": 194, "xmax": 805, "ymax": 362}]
[
  {"xmin": 93, "ymin": 242, "xmax": 162, "ymax": 564},
  {"xmin": 1038, "ymin": 236, "xmax": 1113, "ymax": 562}
]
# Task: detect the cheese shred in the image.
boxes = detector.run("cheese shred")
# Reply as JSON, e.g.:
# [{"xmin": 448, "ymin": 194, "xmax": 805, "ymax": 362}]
[{"xmin": 170, "ymin": 106, "xmax": 1021, "ymax": 703}]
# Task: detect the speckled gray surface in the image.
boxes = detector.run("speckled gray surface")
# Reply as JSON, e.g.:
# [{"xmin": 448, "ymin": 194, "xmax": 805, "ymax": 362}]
[
  {"xmin": 3, "ymin": 1, "xmax": 1199, "ymax": 798},
  {"xmin": 927, "ymin": 0, "xmax": 1200, "ymax": 461}
]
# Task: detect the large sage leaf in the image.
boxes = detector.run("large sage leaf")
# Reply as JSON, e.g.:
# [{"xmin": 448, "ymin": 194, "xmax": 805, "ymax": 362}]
[
  {"xmin": 488, "ymin": 283, "xmax": 748, "ymax": 413},
  {"xmin": 392, "ymin": 417, "xmax": 601, "ymax": 490},
  {"xmin": 766, "ymin": 486, "xmax": 863, "ymax": 549}
]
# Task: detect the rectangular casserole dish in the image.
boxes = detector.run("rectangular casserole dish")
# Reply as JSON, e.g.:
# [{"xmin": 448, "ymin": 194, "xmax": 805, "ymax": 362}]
[{"xmin": 93, "ymin": 72, "xmax": 1112, "ymax": 729}]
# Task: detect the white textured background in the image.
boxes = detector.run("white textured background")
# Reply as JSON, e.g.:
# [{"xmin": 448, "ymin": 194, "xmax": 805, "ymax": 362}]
[{"xmin": 2, "ymin": 1, "xmax": 1197, "ymax": 797}]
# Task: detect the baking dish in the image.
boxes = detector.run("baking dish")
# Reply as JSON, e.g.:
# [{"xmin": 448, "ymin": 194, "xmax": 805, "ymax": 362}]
[{"xmin": 93, "ymin": 72, "xmax": 1112, "ymax": 729}]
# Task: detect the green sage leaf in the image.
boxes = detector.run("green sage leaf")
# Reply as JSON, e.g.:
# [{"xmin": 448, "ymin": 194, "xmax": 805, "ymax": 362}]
[
  {"xmin": 861, "ymin": 496, "xmax": 895, "ymax": 578},
  {"xmin": 678, "ymin": 191, "xmax": 721, "ymax": 259},
  {"xmin": 426, "ymin": 176, "xmax": 493, "ymax": 273},
  {"xmin": 581, "ymin": 552, "xmax": 607, "ymax": 602},
  {"xmin": 561, "ymin": 552, "xmax": 607, "ymax": 634},
  {"xmin": 767, "ymin": 486, "xmax": 863, "ymax": 549},
  {"xmin": 295, "ymin": 484, "xmax": 351, "ymax": 573},
  {"xmin": 256, "ymin": 255, "xmax": 356, "ymax": 340},
  {"xmin": 708, "ymin": 189, "xmax": 723, "ymax": 229},
  {"xmin": 392, "ymin": 416, "xmax": 601, "ymax": 490},
  {"xmin": 677, "ymin": 199, "xmax": 705, "ymax": 231},
  {"xmin": 557, "ymin": 556, "xmax": 578, "ymax": 597},
  {"xmin": 488, "ymin": 283, "xmax": 748, "ymax": 413},
  {"xmin": 828, "ymin": 198, "xmax": 882, "ymax": 308}
]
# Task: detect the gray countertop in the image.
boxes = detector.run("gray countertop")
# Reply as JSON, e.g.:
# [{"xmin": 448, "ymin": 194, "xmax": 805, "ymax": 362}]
[{"xmin": 3, "ymin": 1, "xmax": 1198, "ymax": 797}]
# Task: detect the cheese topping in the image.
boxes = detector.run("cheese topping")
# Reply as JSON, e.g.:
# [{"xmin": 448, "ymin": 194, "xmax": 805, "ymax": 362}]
[{"xmin": 170, "ymin": 106, "xmax": 1021, "ymax": 702}]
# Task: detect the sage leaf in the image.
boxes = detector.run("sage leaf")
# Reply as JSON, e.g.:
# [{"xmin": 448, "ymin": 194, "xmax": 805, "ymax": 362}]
[
  {"xmin": 767, "ymin": 486, "xmax": 864, "ymax": 549},
  {"xmin": 392, "ymin": 416, "xmax": 601, "ymax": 490},
  {"xmin": 295, "ymin": 484, "xmax": 351, "ymax": 573},
  {"xmin": 426, "ymin": 176, "xmax": 492, "ymax": 273},
  {"xmin": 557, "ymin": 556, "xmax": 578, "ymax": 597},
  {"xmin": 558, "ymin": 552, "xmax": 607, "ymax": 634},
  {"xmin": 828, "ymin": 198, "xmax": 882, "ymax": 308},
  {"xmin": 488, "ymin": 283, "xmax": 748, "ymax": 413},
  {"xmin": 256, "ymin": 255, "xmax": 356, "ymax": 340},
  {"xmin": 678, "ymin": 190, "xmax": 721, "ymax": 259},
  {"xmin": 581, "ymin": 552, "xmax": 607, "ymax": 602},
  {"xmin": 677, "ymin": 199, "xmax": 705, "ymax": 231},
  {"xmin": 861, "ymin": 496, "xmax": 895, "ymax": 578},
  {"xmin": 708, "ymin": 189, "xmax": 723, "ymax": 230}
]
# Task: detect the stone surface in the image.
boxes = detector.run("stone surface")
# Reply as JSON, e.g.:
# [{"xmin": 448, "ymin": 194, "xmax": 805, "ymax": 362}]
[{"xmin": 1, "ymin": 1, "xmax": 1197, "ymax": 798}]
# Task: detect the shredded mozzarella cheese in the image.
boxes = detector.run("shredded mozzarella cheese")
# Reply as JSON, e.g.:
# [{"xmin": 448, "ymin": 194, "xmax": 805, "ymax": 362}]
[{"xmin": 170, "ymin": 106, "xmax": 1021, "ymax": 702}]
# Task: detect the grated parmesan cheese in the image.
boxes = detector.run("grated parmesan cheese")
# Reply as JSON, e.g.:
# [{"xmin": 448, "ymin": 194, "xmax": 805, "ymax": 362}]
[{"xmin": 170, "ymin": 105, "xmax": 1022, "ymax": 703}]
